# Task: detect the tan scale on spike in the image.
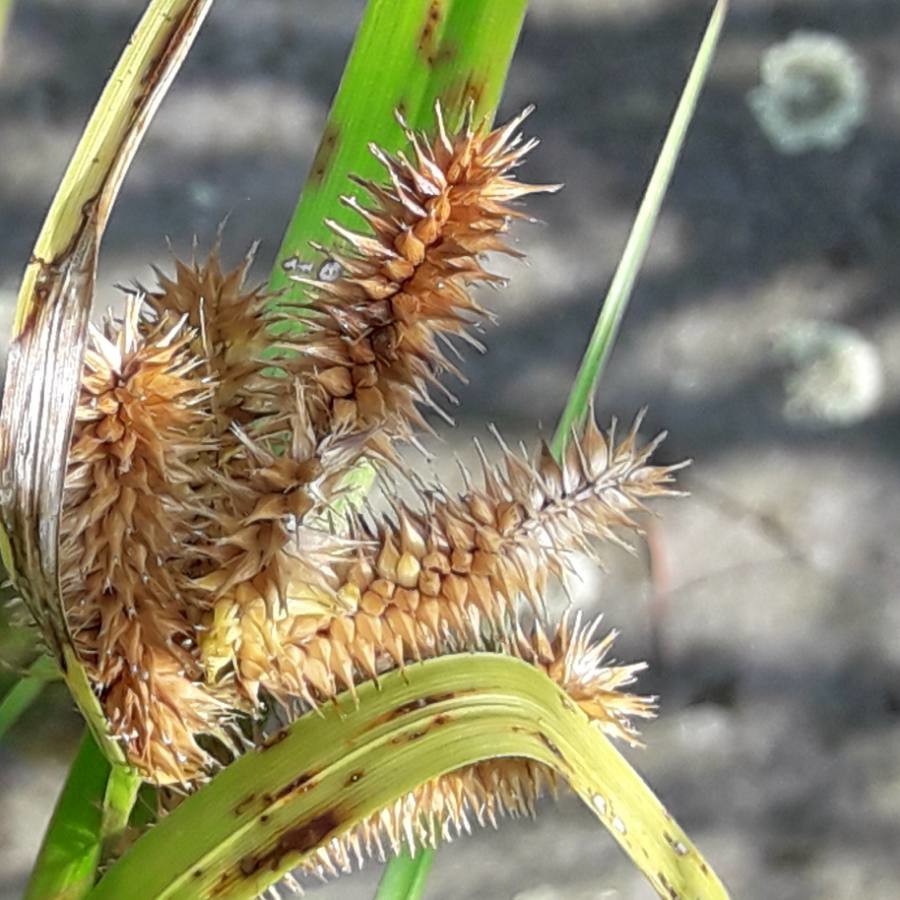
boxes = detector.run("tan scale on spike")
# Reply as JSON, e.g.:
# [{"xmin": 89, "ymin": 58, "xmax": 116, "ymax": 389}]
[
  {"xmin": 275, "ymin": 103, "xmax": 560, "ymax": 456},
  {"xmin": 142, "ymin": 240, "xmax": 275, "ymax": 439}
]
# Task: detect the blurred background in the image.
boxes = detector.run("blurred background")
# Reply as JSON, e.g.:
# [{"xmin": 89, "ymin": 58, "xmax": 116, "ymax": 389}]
[{"xmin": 1, "ymin": 1, "xmax": 899, "ymax": 897}]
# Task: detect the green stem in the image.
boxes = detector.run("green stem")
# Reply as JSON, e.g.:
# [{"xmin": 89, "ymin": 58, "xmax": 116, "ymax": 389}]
[
  {"xmin": 552, "ymin": 0, "xmax": 728, "ymax": 454},
  {"xmin": 376, "ymin": 848, "xmax": 436, "ymax": 900},
  {"xmin": 100, "ymin": 763, "xmax": 142, "ymax": 861},
  {"xmin": 25, "ymin": 731, "xmax": 141, "ymax": 900},
  {"xmin": 0, "ymin": 655, "xmax": 58, "ymax": 741},
  {"xmin": 25, "ymin": 733, "xmax": 110, "ymax": 900}
]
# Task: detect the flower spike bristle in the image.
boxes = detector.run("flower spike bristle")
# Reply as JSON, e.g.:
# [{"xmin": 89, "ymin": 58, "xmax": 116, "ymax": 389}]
[{"xmin": 60, "ymin": 107, "xmax": 682, "ymax": 880}]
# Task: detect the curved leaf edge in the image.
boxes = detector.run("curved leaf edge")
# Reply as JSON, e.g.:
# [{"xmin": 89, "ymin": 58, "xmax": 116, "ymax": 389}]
[{"xmin": 90, "ymin": 654, "xmax": 729, "ymax": 900}]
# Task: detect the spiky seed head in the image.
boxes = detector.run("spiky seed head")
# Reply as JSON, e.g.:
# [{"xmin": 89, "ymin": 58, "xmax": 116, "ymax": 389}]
[
  {"xmin": 59, "ymin": 109, "xmax": 683, "ymax": 838},
  {"xmin": 62, "ymin": 297, "xmax": 235, "ymax": 781}
]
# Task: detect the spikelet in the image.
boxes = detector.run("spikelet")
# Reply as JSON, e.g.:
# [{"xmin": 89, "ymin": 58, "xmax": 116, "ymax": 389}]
[
  {"xmin": 510, "ymin": 611, "xmax": 656, "ymax": 746},
  {"xmin": 277, "ymin": 104, "xmax": 559, "ymax": 460},
  {"xmin": 206, "ymin": 410, "xmax": 680, "ymax": 706},
  {"xmin": 143, "ymin": 240, "xmax": 275, "ymax": 440},
  {"xmin": 61, "ymin": 298, "xmax": 232, "ymax": 782}
]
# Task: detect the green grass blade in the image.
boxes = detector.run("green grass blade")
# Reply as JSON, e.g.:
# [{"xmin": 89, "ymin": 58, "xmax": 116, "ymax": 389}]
[
  {"xmin": 25, "ymin": 733, "xmax": 110, "ymax": 900},
  {"xmin": 100, "ymin": 763, "xmax": 142, "ymax": 861},
  {"xmin": 552, "ymin": 0, "xmax": 728, "ymax": 454},
  {"xmin": 89, "ymin": 655, "xmax": 727, "ymax": 900},
  {"xmin": 268, "ymin": 0, "xmax": 527, "ymax": 301},
  {"xmin": 413, "ymin": 0, "xmax": 527, "ymax": 132},
  {"xmin": 375, "ymin": 848, "xmax": 435, "ymax": 900},
  {"xmin": 0, "ymin": 654, "xmax": 57, "ymax": 741},
  {"xmin": 0, "ymin": 675, "xmax": 45, "ymax": 740},
  {"xmin": 25, "ymin": 731, "xmax": 141, "ymax": 900}
]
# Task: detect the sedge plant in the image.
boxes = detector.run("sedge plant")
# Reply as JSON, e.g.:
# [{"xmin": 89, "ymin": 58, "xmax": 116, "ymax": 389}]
[{"xmin": 0, "ymin": 1, "xmax": 730, "ymax": 897}]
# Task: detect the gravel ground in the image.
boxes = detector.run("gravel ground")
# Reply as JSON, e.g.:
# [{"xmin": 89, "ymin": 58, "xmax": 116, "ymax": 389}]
[{"xmin": 1, "ymin": 1, "xmax": 899, "ymax": 898}]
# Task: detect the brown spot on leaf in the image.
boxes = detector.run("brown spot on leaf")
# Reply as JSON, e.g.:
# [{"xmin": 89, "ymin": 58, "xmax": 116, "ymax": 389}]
[
  {"xmin": 390, "ymin": 710, "xmax": 454, "ymax": 744},
  {"xmin": 423, "ymin": 691, "xmax": 458, "ymax": 706},
  {"xmin": 272, "ymin": 770, "xmax": 318, "ymax": 801},
  {"xmin": 391, "ymin": 726, "xmax": 428, "ymax": 745},
  {"xmin": 418, "ymin": 0, "xmax": 444, "ymax": 64},
  {"xmin": 14, "ymin": 258, "xmax": 54, "ymax": 343},
  {"xmin": 237, "ymin": 810, "xmax": 342, "ymax": 876},
  {"xmin": 432, "ymin": 41, "xmax": 458, "ymax": 67},
  {"xmin": 439, "ymin": 73, "xmax": 486, "ymax": 125},
  {"xmin": 308, "ymin": 123, "xmax": 341, "ymax": 187},
  {"xmin": 657, "ymin": 873, "xmax": 680, "ymax": 900},
  {"xmin": 537, "ymin": 732, "xmax": 564, "ymax": 761},
  {"xmin": 259, "ymin": 729, "xmax": 289, "ymax": 750},
  {"xmin": 344, "ymin": 769, "xmax": 364, "ymax": 787},
  {"xmin": 365, "ymin": 691, "xmax": 461, "ymax": 731},
  {"xmin": 233, "ymin": 793, "xmax": 257, "ymax": 816}
]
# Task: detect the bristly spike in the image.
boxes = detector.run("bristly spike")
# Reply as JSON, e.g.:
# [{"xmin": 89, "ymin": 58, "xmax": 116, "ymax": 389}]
[
  {"xmin": 220, "ymin": 412, "xmax": 682, "ymax": 734},
  {"xmin": 249, "ymin": 106, "xmax": 558, "ymax": 491},
  {"xmin": 62, "ymin": 296, "xmax": 230, "ymax": 781},
  {"xmin": 61, "ymin": 103, "xmax": 687, "ymax": 875}
]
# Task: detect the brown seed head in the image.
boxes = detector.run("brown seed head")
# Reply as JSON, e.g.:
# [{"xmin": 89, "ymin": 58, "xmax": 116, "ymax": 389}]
[{"xmin": 61, "ymin": 298, "xmax": 233, "ymax": 781}]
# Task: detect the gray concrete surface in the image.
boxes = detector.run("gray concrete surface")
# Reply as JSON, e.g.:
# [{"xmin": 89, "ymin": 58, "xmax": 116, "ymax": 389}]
[{"xmin": 1, "ymin": 1, "xmax": 899, "ymax": 898}]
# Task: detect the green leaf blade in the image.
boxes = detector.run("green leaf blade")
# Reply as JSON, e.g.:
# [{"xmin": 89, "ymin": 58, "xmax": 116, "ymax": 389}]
[
  {"xmin": 0, "ymin": 655, "xmax": 57, "ymax": 742},
  {"xmin": 88, "ymin": 655, "xmax": 727, "ymax": 900},
  {"xmin": 375, "ymin": 849, "xmax": 435, "ymax": 900},
  {"xmin": 553, "ymin": 0, "xmax": 728, "ymax": 454},
  {"xmin": 25, "ymin": 734, "xmax": 110, "ymax": 900}
]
